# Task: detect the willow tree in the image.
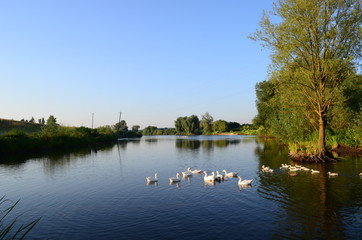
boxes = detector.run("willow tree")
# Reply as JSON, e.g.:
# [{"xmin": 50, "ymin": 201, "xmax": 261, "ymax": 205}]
[{"xmin": 251, "ymin": 0, "xmax": 362, "ymax": 161}]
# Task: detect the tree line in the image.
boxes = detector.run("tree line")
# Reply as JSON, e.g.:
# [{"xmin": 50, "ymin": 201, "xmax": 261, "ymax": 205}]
[{"xmin": 142, "ymin": 112, "xmax": 256, "ymax": 136}]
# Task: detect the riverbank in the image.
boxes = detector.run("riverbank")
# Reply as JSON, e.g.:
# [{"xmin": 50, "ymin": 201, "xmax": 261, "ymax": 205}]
[{"xmin": 0, "ymin": 128, "xmax": 142, "ymax": 155}]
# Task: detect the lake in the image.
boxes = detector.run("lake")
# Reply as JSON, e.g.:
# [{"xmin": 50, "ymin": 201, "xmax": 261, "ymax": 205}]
[{"xmin": 0, "ymin": 135, "xmax": 361, "ymax": 239}]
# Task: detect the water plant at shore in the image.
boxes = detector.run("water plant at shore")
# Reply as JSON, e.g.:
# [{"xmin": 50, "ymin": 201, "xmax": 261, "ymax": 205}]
[{"xmin": 0, "ymin": 196, "xmax": 40, "ymax": 240}]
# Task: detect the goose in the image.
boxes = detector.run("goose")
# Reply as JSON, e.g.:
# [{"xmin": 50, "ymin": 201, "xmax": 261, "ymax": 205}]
[
  {"xmin": 280, "ymin": 164, "xmax": 289, "ymax": 169},
  {"xmin": 182, "ymin": 168, "xmax": 193, "ymax": 177},
  {"xmin": 311, "ymin": 169, "xmax": 320, "ymax": 174},
  {"xmin": 189, "ymin": 168, "xmax": 203, "ymax": 174},
  {"xmin": 204, "ymin": 172, "xmax": 215, "ymax": 182},
  {"xmin": 359, "ymin": 173, "xmax": 362, "ymax": 176},
  {"xmin": 289, "ymin": 166, "xmax": 298, "ymax": 172},
  {"xmin": 216, "ymin": 171, "xmax": 225, "ymax": 181},
  {"xmin": 327, "ymin": 171, "xmax": 338, "ymax": 177},
  {"xmin": 212, "ymin": 172, "xmax": 222, "ymax": 181},
  {"xmin": 169, "ymin": 173, "xmax": 181, "ymax": 183},
  {"xmin": 222, "ymin": 170, "xmax": 238, "ymax": 178},
  {"xmin": 237, "ymin": 176, "xmax": 252, "ymax": 186},
  {"xmin": 146, "ymin": 173, "xmax": 158, "ymax": 183},
  {"xmin": 262, "ymin": 165, "xmax": 273, "ymax": 173}
]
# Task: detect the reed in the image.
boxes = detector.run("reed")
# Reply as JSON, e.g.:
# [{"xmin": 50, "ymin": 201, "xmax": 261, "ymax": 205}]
[{"xmin": 0, "ymin": 196, "xmax": 40, "ymax": 240}]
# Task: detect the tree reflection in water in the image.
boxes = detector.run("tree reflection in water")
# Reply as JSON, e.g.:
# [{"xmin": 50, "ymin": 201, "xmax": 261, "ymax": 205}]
[{"xmin": 255, "ymin": 138, "xmax": 362, "ymax": 239}]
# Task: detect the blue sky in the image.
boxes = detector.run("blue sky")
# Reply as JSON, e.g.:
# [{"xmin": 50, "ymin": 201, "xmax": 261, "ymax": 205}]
[{"xmin": 0, "ymin": 0, "xmax": 273, "ymax": 128}]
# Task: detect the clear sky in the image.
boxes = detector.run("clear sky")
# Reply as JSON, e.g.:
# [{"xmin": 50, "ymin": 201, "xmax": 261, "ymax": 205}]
[{"xmin": 0, "ymin": 0, "xmax": 273, "ymax": 129}]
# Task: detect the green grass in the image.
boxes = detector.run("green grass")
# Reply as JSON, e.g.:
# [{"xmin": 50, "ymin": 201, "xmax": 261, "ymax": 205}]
[{"xmin": 0, "ymin": 119, "xmax": 42, "ymax": 135}]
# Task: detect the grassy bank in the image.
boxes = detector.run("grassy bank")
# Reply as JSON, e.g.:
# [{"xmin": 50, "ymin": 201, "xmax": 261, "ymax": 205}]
[
  {"xmin": 0, "ymin": 119, "xmax": 142, "ymax": 154},
  {"xmin": 0, "ymin": 119, "xmax": 42, "ymax": 135}
]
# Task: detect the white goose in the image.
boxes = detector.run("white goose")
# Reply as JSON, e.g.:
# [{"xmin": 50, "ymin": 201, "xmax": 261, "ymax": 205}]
[
  {"xmin": 204, "ymin": 172, "xmax": 215, "ymax": 182},
  {"xmin": 146, "ymin": 173, "xmax": 158, "ymax": 183},
  {"xmin": 359, "ymin": 173, "xmax": 362, "ymax": 176},
  {"xmin": 216, "ymin": 171, "xmax": 225, "ymax": 181},
  {"xmin": 212, "ymin": 172, "xmax": 222, "ymax": 181},
  {"xmin": 262, "ymin": 165, "xmax": 274, "ymax": 173},
  {"xmin": 328, "ymin": 171, "xmax": 338, "ymax": 177},
  {"xmin": 222, "ymin": 169, "xmax": 238, "ymax": 178},
  {"xmin": 189, "ymin": 168, "xmax": 203, "ymax": 174},
  {"xmin": 182, "ymin": 168, "xmax": 193, "ymax": 177},
  {"xmin": 169, "ymin": 173, "xmax": 181, "ymax": 183},
  {"xmin": 237, "ymin": 176, "xmax": 253, "ymax": 186},
  {"xmin": 311, "ymin": 169, "xmax": 320, "ymax": 174}
]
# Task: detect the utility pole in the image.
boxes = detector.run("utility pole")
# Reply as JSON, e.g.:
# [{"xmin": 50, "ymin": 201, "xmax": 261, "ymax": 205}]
[
  {"xmin": 118, "ymin": 111, "xmax": 122, "ymax": 125},
  {"xmin": 92, "ymin": 112, "xmax": 94, "ymax": 129}
]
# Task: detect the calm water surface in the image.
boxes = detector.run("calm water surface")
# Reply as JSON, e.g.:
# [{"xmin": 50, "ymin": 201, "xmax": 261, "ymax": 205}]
[{"xmin": 0, "ymin": 135, "xmax": 361, "ymax": 239}]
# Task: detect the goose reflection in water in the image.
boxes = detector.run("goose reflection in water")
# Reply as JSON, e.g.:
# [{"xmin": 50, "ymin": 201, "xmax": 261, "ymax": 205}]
[
  {"xmin": 169, "ymin": 182, "xmax": 181, "ymax": 189},
  {"xmin": 182, "ymin": 175, "xmax": 192, "ymax": 184},
  {"xmin": 238, "ymin": 184, "xmax": 252, "ymax": 192},
  {"xmin": 146, "ymin": 181, "xmax": 158, "ymax": 187},
  {"xmin": 203, "ymin": 181, "xmax": 216, "ymax": 188}
]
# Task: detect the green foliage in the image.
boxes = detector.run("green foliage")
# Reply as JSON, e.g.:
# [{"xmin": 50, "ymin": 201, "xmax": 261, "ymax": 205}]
[
  {"xmin": 142, "ymin": 126, "xmax": 176, "ymax": 136},
  {"xmin": 97, "ymin": 125, "xmax": 114, "ymax": 135},
  {"xmin": 239, "ymin": 125, "xmax": 258, "ymax": 135},
  {"xmin": 227, "ymin": 122, "xmax": 241, "ymax": 132},
  {"xmin": 0, "ymin": 119, "xmax": 42, "ymax": 135},
  {"xmin": 175, "ymin": 115, "xmax": 200, "ymax": 135},
  {"xmin": 114, "ymin": 120, "xmax": 128, "ymax": 133},
  {"xmin": 0, "ymin": 115, "xmax": 142, "ymax": 153},
  {"xmin": 132, "ymin": 125, "xmax": 140, "ymax": 132},
  {"xmin": 212, "ymin": 120, "xmax": 228, "ymax": 133},
  {"xmin": 251, "ymin": 0, "xmax": 362, "ymax": 154},
  {"xmin": 200, "ymin": 112, "xmax": 213, "ymax": 134}
]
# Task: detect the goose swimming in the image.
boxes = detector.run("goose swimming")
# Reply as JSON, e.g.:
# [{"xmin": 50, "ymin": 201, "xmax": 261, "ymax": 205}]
[
  {"xmin": 146, "ymin": 173, "xmax": 158, "ymax": 183},
  {"xmin": 328, "ymin": 171, "xmax": 338, "ymax": 177},
  {"xmin": 222, "ymin": 170, "xmax": 238, "ymax": 178},
  {"xmin": 169, "ymin": 173, "xmax": 181, "ymax": 183},
  {"xmin": 204, "ymin": 172, "xmax": 215, "ymax": 182},
  {"xmin": 182, "ymin": 168, "xmax": 193, "ymax": 177},
  {"xmin": 237, "ymin": 176, "xmax": 252, "ymax": 186},
  {"xmin": 189, "ymin": 168, "xmax": 203, "ymax": 174}
]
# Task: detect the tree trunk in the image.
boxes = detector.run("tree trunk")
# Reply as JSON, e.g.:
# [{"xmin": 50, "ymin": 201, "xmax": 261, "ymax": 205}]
[{"xmin": 317, "ymin": 114, "xmax": 326, "ymax": 157}]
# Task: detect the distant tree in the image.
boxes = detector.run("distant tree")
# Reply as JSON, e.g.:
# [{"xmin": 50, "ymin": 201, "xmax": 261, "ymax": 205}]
[
  {"xmin": 114, "ymin": 120, "xmax": 128, "ymax": 132},
  {"xmin": 143, "ymin": 126, "xmax": 157, "ymax": 135},
  {"xmin": 38, "ymin": 119, "xmax": 42, "ymax": 124},
  {"xmin": 42, "ymin": 115, "xmax": 59, "ymax": 135},
  {"xmin": 20, "ymin": 119, "xmax": 24, "ymax": 122},
  {"xmin": 97, "ymin": 125, "xmax": 114, "ymax": 135},
  {"xmin": 175, "ymin": 117, "xmax": 186, "ymax": 134},
  {"xmin": 46, "ymin": 115, "xmax": 57, "ymax": 126},
  {"xmin": 227, "ymin": 122, "xmax": 241, "ymax": 131},
  {"xmin": 29, "ymin": 117, "xmax": 35, "ymax": 123},
  {"xmin": 175, "ymin": 115, "xmax": 200, "ymax": 135},
  {"xmin": 181, "ymin": 115, "xmax": 200, "ymax": 135},
  {"xmin": 213, "ymin": 120, "xmax": 228, "ymax": 133},
  {"xmin": 200, "ymin": 112, "xmax": 213, "ymax": 134},
  {"xmin": 41, "ymin": 118, "xmax": 45, "ymax": 125},
  {"xmin": 132, "ymin": 125, "xmax": 140, "ymax": 132},
  {"xmin": 252, "ymin": 80, "xmax": 276, "ymax": 133}
]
